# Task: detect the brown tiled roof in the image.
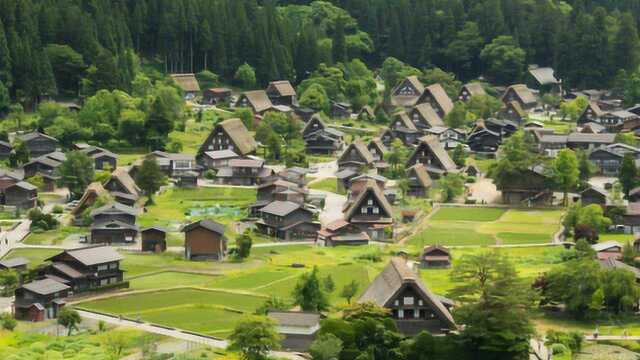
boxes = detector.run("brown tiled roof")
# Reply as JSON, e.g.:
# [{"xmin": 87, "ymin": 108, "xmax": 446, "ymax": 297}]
[
  {"xmin": 170, "ymin": 74, "xmax": 200, "ymax": 92},
  {"xmin": 240, "ymin": 90, "xmax": 273, "ymax": 113},
  {"xmin": 412, "ymin": 103, "xmax": 444, "ymax": 127},
  {"xmin": 344, "ymin": 179, "xmax": 393, "ymax": 220},
  {"xmin": 218, "ymin": 118, "xmax": 258, "ymax": 156},
  {"xmin": 358, "ymin": 258, "xmax": 456, "ymax": 329},
  {"xmin": 424, "ymin": 84, "xmax": 454, "ymax": 115},
  {"xmin": 268, "ymin": 81, "xmax": 296, "ymax": 97}
]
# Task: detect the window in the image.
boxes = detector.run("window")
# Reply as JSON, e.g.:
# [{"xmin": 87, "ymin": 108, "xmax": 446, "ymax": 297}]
[
  {"xmin": 404, "ymin": 297, "xmax": 414, "ymax": 305},
  {"xmin": 367, "ymin": 199, "xmax": 373, "ymax": 205},
  {"xmin": 398, "ymin": 309, "xmax": 404, "ymax": 319},
  {"xmin": 394, "ymin": 300, "xmax": 399, "ymax": 306},
  {"xmin": 373, "ymin": 207, "xmax": 379, "ymax": 214},
  {"xmin": 418, "ymin": 300, "xmax": 423, "ymax": 306},
  {"xmin": 361, "ymin": 207, "xmax": 366, "ymax": 214},
  {"xmin": 97, "ymin": 264, "xmax": 108, "ymax": 271},
  {"xmin": 109, "ymin": 263, "xmax": 118, "ymax": 270}
]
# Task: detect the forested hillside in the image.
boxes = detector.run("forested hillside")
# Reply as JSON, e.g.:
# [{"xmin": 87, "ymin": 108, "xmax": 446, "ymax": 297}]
[{"xmin": 2, "ymin": 0, "xmax": 640, "ymax": 107}]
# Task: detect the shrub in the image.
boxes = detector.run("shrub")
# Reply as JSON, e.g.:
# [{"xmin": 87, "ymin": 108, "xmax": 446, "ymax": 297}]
[
  {"xmin": 52, "ymin": 205, "xmax": 63, "ymax": 214},
  {"xmin": 550, "ymin": 343, "xmax": 568, "ymax": 355},
  {"xmin": 0, "ymin": 312, "xmax": 16, "ymax": 331},
  {"xmin": 28, "ymin": 208, "xmax": 59, "ymax": 231}
]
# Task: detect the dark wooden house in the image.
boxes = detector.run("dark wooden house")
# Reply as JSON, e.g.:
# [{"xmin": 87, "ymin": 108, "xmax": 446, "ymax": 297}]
[
  {"xmin": 182, "ymin": 219, "xmax": 227, "ymax": 261},
  {"xmin": 330, "ymin": 101, "xmax": 352, "ymax": 118},
  {"xmin": 170, "ymin": 73, "xmax": 200, "ymax": 99},
  {"xmin": 578, "ymin": 101, "xmax": 605, "ymax": 125},
  {"xmin": 589, "ymin": 148, "xmax": 624, "ymax": 175},
  {"xmin": 0, "ymin": 141, "xmax": 12, "ymax": 159},
  {"xmin": 408, "ymin": 103, "xmax": 444, "ymax": 131},
  {"xmin": 420, "ymin": 246, "xmax": 451, "ymax": 268},
  {"xmin": 406, "ymin": 136, "xmax": 457, "ymax": 178},
  {"xmin": 43, "ymin": 245, "xmax": 125, "ymax": 292},
  {"xmin": 200, "ymin": 149, "xmax": 239, "ymax": 170},
  {"xmin": 141, "ymin": 226, "xmax": 167, "ymax": 253},
  {"xmin": 501, "ymin": 84, "xmax": 537, "ymax": 110},
  {"xmin": 0, "ymin": 170, "xmax": 22, "ymax": 192},
  {"xmin": 417, "ymin": 83, "xmax": 454, "ymax": 118},
  {"xmin": 390, "ymin": 112, "xmax": 419, "ymax": 145},
  {"xmin": 90, "ymin": 220, "xmax": 139, "ymax": 244},
  {"xmin": 266, "ymin": 80, "xmax": 297, "ymax": 106},
  {"xmin": 337, "ymin": 139, "xmax": 375, "ymax": 171},
  {"xmin": 390, "ymin": 75, "xmax": 424, "ymax": 108},
  {"xmin": 198, "ymin": 118, "xmax": 257, "ymax": 161},
  {"xmin": 406, "ymin": 164, "xmax": 432, "ymax": 198},
  {"xmin": 498, "ymin": 167, "xmax": 551, "ymax": 205},
  {"xmin": 90, "ymin": 203, "xmax": 138, "ymax": 225},
  {"xmin": 202, "ymin": 88, "xmax": 231, "ymax": 105},
  {"xmin": 316, "ymin": 219, "xmax": 370, "ymax": 247},
  {"xmin": 0, "ymin": 257, "xmax": 28, "ymax": 271},
  {"xmin": 14, "ymin": 278, "xmax": 69, "ymax": 321},
  {"xmin": 500, "ymin": 101, "xmax": 527, "ymax": 124},
  {"xmin": 215, "ymin": 158, "xmax": 272, "ymax": 186},
  {"xmin": 344, "ymin": 180, "xmax": 394, "ymax": 241},
  {"xmin": 104, "ymin": 167, "xmax": 141, "ymax": 199},
  {"xmin": 458, "ymin": 83, "xmax": 486, "ymax": 102},
  {"xmin": 302, "ymin": 115, "xmax": 344, "ymax": 154},
  {"xmin": 566, "ymin": 133, "xmax": 616, "ymax": 151},
  {"xmin": 4, "ymin": 181, "xmax": 37, "ymax": 209},
  {"xmin": 580, "ymin": 186, "xmax": 611, "ymax": 207},
  {"xmin": 16, "ymin": 132, "xmax": 59, "ymax": 157},
  {"xmin": 358, "ymin": 258, "xmax": 457, "ymax": 335},
  {"xmin": 601, "ymin": 110, "xmax": 639, "ymax": 131},
  {"xmin": 268, "ymin": 311, "xmax": 320, "ymax": 352},
  {"xmin": 256, "ymin": 201, "xmax": 318, "ymax": 241},
  {"xmin": 236, "ymin": 90, "xmax": 273, "ymax": 115}
]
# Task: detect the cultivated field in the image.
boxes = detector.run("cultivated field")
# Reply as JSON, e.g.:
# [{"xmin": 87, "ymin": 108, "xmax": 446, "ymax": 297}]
[{"xmin": 409, "ymin": 207, "xmax": 563, "ymax": 248}]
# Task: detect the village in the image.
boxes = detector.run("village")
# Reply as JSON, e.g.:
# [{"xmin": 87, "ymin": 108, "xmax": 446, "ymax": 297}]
[
  {"xmin": 0, "ymin": 62, "xmax": 640, "ymax": 359},
  {"xmin": 7, "ymin": 1, "xmax": 640, "ymax": 358}
]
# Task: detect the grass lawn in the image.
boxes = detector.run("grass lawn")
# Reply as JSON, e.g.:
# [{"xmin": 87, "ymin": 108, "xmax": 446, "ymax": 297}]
[
  {"xmin": 128, "ymin": 271, "xmax": 219, "ymax": 290},
  {"xmin": 1, "ymin": 248, "xmax": 60, "ymax": 268},
  {"xmin": 409, "ymin": 208, "xmax": 563, "ymax": 247},
  {"xmin": 78, "ymin": 288, "xmax": 266, "ymax": 314},
  {"xmin": 418, "ymin": 246, "xmax": 563, "ymax": 295},
  {"xmin": 117, "ymin": 152, "xmax": 146, "ymax": 166},
  {"xmin": 140, "ymin": 306, "xmax": 244, "ymax": 337},
  {"xmin": 138, "ymin": 187, "xmax": 256, "ymax": 230},
  {"xmin": 37, "ymin": 192, "xmax": 65, "ymax": 204},
  {"xmin": 309, "ymin": 177, "xmax": 338, "ymax": 193},
  {"xmin": 431, "ymin": 207, "xmax": 506, "ymax": 222},
  {"xmin": 24, "ymin": 225, "xmax": 87, "ymax": 245}
]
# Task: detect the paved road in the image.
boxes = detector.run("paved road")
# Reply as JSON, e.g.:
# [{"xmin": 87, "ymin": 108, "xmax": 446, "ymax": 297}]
[
  {"xmin": 311, "ymin": 189, "xmax": 347, "ymax": 226},
  {"xmin": 468, "ymin": 178, "xmax": 501, "ymax": 204},
  {"xmin": 0, "ymin": 219, "xmax": 31, "ymax": 258}
]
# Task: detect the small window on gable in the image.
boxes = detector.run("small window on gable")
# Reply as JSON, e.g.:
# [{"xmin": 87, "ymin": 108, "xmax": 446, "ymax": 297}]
[
  {"xmin": 367, "ymin": 199, "xmax": 373, "ymax": 205},
  {"xmin": 404, "ymin": 297, "xmax": 414, "ymax": 305}
]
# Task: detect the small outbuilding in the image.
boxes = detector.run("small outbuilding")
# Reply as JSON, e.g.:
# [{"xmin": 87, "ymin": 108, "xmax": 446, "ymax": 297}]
[
  {"xmin": 182, "ymin": 219, "xmax": 227, "ymax": 261},
  {"xmin": 0, "ymin": 257, "xmax": 29, "ymax": 272},
  {"xmin": 141, "ymin": 226, "xmax": 167, "ymax": 253},
  {"xmin": 268, "ymin": 311, "xmax": 321, "ymax": 352},
  {"xmin": 420, "ymin": 245, "xmax": 452, "ymax": 268}
]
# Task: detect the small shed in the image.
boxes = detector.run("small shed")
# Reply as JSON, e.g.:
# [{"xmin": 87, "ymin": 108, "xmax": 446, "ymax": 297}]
[
  {"xmin": 203, "ymin": 88, "xmax": 232, "ymax": 104},
  {"xmin": 420, "ymin": 245, "xmax": 452, "ymax": 268},
  {"xmin": 176, "ymin": 171, "xmax": 198, "ymax": 188},
  {"xmin": 0, "ymin": 257, "xmax": 29, "ymax": 271},
  {"xmin": 268, "ymin": 311, "xmax": 321, "ymax": 352},
  {"xmin": 141, "ymin": 226, "xmax": 167, "ymax": 253},
  {"xmin": 182, "ymin": 219, "xmax": 227, "ymax": 261}
]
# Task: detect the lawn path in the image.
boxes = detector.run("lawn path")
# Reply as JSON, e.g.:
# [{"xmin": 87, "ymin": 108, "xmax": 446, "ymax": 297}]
[{"xmin": 397, "ymin": 204, "xmax": 440, "ymax": 246}]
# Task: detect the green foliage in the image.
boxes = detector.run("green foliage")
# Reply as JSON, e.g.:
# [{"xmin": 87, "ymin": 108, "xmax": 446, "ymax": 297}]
[
  {"xmin": 559, "ymin": 97, "xmax": 589, "ymax": 121},
  {"xmin": 0, "ymin": 270, "xmax": 18, "ymax": 297},
  {"xmin": 229, "ymin": 316, "xmax": 281, "ymax": 360},
  {"xmin": 545, "ymin": 330, "xmax": 584, "ymax": 354},
  {"xmin": 488, "ymin": 131, "xmax": 536, "ymax": 189},
  {"xmin": 551, "ymin": 149, "xmax": 579, "ymax": 206},
  {"xmin": 466, "ymin": 94, "xmax": 501, "ymax": 119},
  {"xmin": 9, "ymin": 139, "xmax": 30, "ymax": 167},
  {"xmin": 440, "ymin": 173, "xmax": 466, "ymax": 202},
  {"xmin": 420, "ymin": 68, "xmax": 462, "ymax": 99},
  {"xmin": 292, "ymin": 266, "xmax": 329, "ymax": 312},
  {"xmin": 444, "ymin": 101, "xmax": 473, "ymax": 128},
  {"xmin": 57, "ymin": 151, "xmax": 95, "ymax": 199},
  {"xmin": 0, "ymin": 81, "xmax": 9, "ymax": 114},
  {"xmin": 28, "ymin": 208, "xmax": 59, "ymax": 231},
  {"xmin": 385, "ymin": 139, "xmax": 410, "ymax": 177},
  {"xmin": 619, "ymin": 153, "xmax": 638, "ymax": 196},
  {"xmin": 380, "ymin": 57, "xmax": 421, "ymax": 96},
  {"xmin": 480, "ymin": 36, "xmax": 526, "ymax": 84},
  {"xmin": 564, "ymin": 203, "xmax": 612, "ymax": 236},
  {"xmin": 452, "ymin": 144, "xmax": 467, "ymax": 167},
  {"xmin": 57, "ymin": 308, "xmax": 82, "ymax": 336},
  {"xmin": 235, "ymin": 234, "xmax": 253, "ymax": 259},
  {"xmin": 310, "ymin": 333, "xmax": 343, "ymax": 360},
  {"xmin": 135, "ymin": 156, "xmax": 166, "ymax": 203},
  {"xmin": 255, "ymin": 297, "xmax": 288, "ymax": 315},
  {"xmin": 0, "ymin": 312, "xmax": 16, "ymax": 331},
  {"xmin": 299, "ymin": 83, "xmax": 330, "ymax": 112},
  {"xmin": 615, "ymin": 132, "xmax": 637, "ymax": 147},
  {"xmin": 450, "ymin": 251, "xmax": 535, "ymax": 359},
  {"xmin": 234, "ymin": 63, "xmax": 257, "ymax": 89},
  {"xmin": 340, "ymin": 280, "xmax": 359, "ymax": 304},
  {"xmin": 323, "ymin": 274, "xmax": 335, "ymax": 293},
  {"xmin": 234, "ymin": 108, "xmax": 254, "ymax": 131}
]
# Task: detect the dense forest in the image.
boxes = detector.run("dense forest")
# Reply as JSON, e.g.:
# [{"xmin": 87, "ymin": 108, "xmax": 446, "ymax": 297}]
[{"xmin": 2, "ymin": 0, "xmax": 640, "ymax": 107}]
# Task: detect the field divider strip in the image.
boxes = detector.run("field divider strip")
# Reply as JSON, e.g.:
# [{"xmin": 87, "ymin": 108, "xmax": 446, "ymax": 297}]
[
  {"xmin": 252, "ymin": 272, "xmax": 301, "ymax": 290},
  {"xmin": 69, "ymin": 285, "xmax": 269, "ymax": 305}
]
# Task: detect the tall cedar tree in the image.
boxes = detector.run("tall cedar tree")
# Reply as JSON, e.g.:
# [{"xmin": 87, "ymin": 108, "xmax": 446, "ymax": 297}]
[
  {"xmin": 136, "ymin": 156, "xmax": 165, "ymax": 204},
  {"xmin": 57, "ymin": 151, "xmax": 95, "ymax": 200},
  {"xmin": 619, "ymin": 153, "xmax": 638, "ymax": 197}
]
